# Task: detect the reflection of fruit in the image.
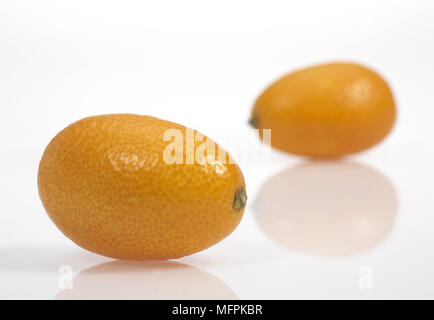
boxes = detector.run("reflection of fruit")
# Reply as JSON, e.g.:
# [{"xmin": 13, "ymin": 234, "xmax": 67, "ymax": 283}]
[
  {"xmin": 56, "ymin": 261, "xmax": 238, "ymax": 300},
  {"xmin": 250, "ymin": 62, "xmax": 396, "ymax": 157},
  {"xmin": 38, "ymin": 114, "xmax": 246, "ymax": 260},
  {"xmin": 255, "ymin": 162, "xmax": 397, "ymax": 255}
]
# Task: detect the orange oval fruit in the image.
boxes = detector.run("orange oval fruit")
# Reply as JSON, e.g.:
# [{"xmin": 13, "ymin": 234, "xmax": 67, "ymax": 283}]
[
  {"xmin": 38, "ymin": 114, "xmax": 247, "ymax": 260},
  {"xmin": 250, "ymin": 62, "xmax": 396, "ymax": 157}
]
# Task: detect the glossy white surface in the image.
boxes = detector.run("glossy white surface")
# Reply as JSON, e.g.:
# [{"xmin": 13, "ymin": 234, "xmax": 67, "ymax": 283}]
[{"xmin": 1, "ymin": 0, "xmax": 434, "ymax": 299}]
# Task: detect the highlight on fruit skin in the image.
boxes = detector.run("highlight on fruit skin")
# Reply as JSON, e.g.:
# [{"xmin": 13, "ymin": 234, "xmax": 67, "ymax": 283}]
[
  {"xmin": 38, "ymin": 114, "xmax": 247, "ymax": 260},
  {"xmin": 250, "ymin": 62, "xmax": 397, "ymax": 158}
]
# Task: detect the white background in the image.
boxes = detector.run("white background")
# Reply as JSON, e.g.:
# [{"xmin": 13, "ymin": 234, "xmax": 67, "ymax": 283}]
[{"xmin": 1, "ymin": 0, "xmax": 434, "ymax": 299}]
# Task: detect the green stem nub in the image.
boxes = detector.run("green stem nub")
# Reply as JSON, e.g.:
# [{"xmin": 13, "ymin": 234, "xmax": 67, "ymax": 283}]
[
  {"xmin": 233, "ymin": 187, "xmax": 248, "ymax": 211},
  {"xmin": 248, "ymin": 115, "xmax": 258, "ymax": 128}
]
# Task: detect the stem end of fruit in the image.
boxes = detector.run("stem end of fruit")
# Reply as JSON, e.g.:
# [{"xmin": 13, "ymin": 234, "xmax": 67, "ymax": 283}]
[
  {"xmin": 248, "ymin": 115, "xmax": 258, "ymax": 128},
  {"xmin": 233, "ymin": 187, "xmax": 247, "ymax": 211}
]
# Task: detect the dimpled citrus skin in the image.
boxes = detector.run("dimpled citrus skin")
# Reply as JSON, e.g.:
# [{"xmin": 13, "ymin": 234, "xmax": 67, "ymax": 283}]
[
  {"xmin": 38, "ymin": 114, "xmax": 246, "ymax": 260},
  {"xmin": 251, "ymin": 62, "xmax": 396, "ymax": 157}
]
